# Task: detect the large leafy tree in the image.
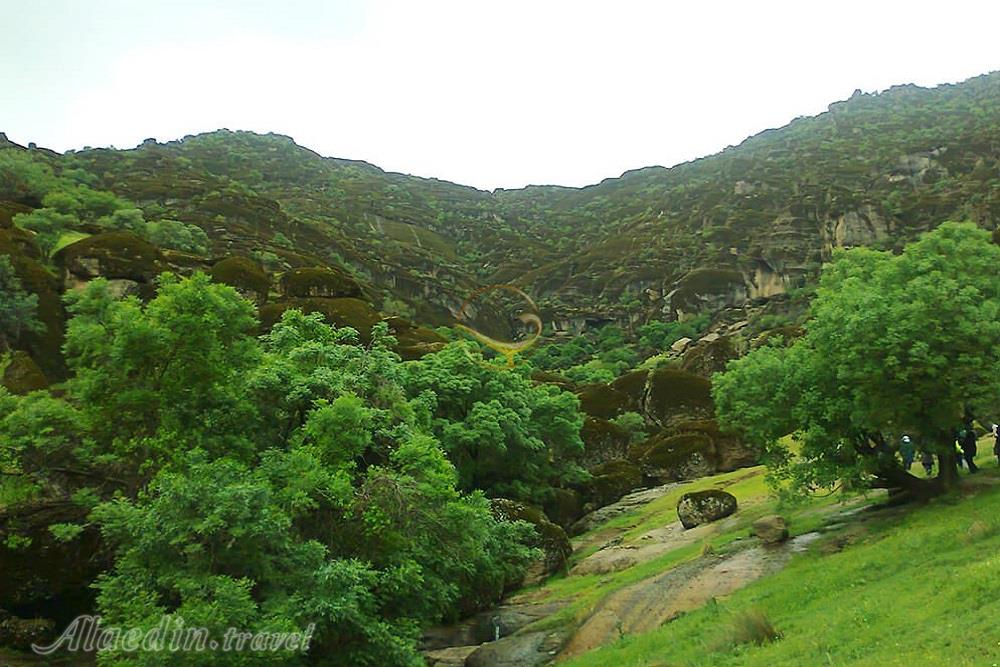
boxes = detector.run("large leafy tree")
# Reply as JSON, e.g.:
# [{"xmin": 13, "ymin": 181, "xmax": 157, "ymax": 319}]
[
  {"xmin": 714, "ymin": 223, "xmax": 1000, "ymax": 498},
  {"xmin": 1, "ymin": 276, "xmax": 537, "ymax": 665},
  {"xmin": 403, "ymin": 343, "xmax": 586, "ymax": 503}
]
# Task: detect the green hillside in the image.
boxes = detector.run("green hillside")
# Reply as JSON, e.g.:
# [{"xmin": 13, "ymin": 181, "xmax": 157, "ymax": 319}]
[{"xmin": 1, "ymin": 70, "xmax": 1000, "ymax": 666}]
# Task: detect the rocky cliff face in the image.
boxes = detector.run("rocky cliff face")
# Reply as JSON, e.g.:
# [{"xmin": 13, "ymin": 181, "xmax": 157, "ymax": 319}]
[{"xmin": 5, "ymin": 72, "xmax": 997, "ymax": 344}]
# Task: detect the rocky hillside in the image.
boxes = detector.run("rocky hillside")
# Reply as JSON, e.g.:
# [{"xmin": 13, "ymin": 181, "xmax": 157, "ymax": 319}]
[
  {"xmin": 4, "ymin": 71, "xmax": 1000, "ymax": 342},
  {"xmin": 3, "ymin": 71, "xmax": 999, "ymax": 528}
]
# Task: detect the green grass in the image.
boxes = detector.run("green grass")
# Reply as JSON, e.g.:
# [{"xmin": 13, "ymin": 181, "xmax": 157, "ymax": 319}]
[
  {"xmin": 517, "ymin": 465, "xmax": 865, "ymax": 637},
  {"xmin": 51, "ymin": 230, "xmax": 90, "ymax": 254},
  {"xmin": 564, "ymin": 462, "xmax": 1000, "ymax": 667}
]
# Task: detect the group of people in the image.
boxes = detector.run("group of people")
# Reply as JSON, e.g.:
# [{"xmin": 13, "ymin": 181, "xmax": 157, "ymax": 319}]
[{"xmin": 897, "ymin": 421, "xmax": 1000, "ymax": 475}]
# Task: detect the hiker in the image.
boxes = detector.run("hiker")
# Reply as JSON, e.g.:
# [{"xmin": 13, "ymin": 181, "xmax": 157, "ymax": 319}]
[
  {"xmin": 959, "ymin": 422, "xmax": 979, "ymax": 473},
  {"xmin": 993, "ymin": 423, "xmax": 1000, "ymax": 466},
  {"xmin": 899, "ymin": 435, "xmax": 915, "ymax": 471},
  {"xmin": 920, "ymin": 449, "xmax": 934, "ymax": 476}
]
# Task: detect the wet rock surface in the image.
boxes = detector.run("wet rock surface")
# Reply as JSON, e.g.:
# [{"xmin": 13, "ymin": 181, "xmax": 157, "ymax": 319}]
[
  {"xmin": 676, "ymin": 489, "xmax": 738, "ymax": 528},
  {"xmin": 752, "ymin": 514, "xmax": 790, "ymax": 544}
]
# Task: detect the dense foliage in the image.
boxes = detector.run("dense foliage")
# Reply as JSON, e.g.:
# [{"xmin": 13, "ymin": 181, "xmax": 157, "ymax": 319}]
[
  {"xmin": 0, "ymin": 275, "xmax": 550, "ymax": 665},
  {"xmin": 404, "ymin": 343, "xmax": 586, "ymax": 502},
  {"xmin": 0, "ymin": 254, "xmax": 43, "ymax": 351},
  {"xmin": 713, "ymin": 223, "xmax": 1000, "ymax": 497}
]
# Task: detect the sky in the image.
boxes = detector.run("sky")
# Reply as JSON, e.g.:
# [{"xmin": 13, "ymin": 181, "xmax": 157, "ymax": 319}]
[{"xmin": 2, "ymin": 0, "xmax": 999, "ymax": 191}]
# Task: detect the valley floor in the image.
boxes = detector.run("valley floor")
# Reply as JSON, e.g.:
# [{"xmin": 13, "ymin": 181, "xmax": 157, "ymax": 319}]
[{"xmin": 426, "ymin": 438, "xmax": 1000, "ymax": 667}]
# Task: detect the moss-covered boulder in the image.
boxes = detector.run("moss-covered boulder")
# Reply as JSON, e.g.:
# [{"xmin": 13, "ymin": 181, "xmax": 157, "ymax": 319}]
[
  {"xmin": 1, "ymin": 351, "xmax": 48, "ymax": 394},
  {"xmin": 210, "ymin": 255, "xmax": 271, "ymax": 304},
  {"xmin": 680, "ymin": 335, "xmax": 739, "ymax": 377},
  {"xmin": 541, "ymin": 488, "xmax": 583, "ymax": 530},
  {"xmin": 645, "ymin": 367, "xmax": 713, "ymax": 425},
  {"xmin": 280, "ymin": 266, "xmax": 362, "ymax": 299},
  {"xmin": 752, "ymin": 515, "xmax": 789, "ymax": 544},
  {"xmin": 676, "ymin": 489, "xmax": 737, "ymax": 529},
  {"xmin": 580, "ymin": 417, "xmax": 631, "ymax": 468},
  {"xmin": 55, "ymin": 231, "xmax": 165, "ymax": 289},
  {"xmin": 670, "ymin": 267, "xmax": 747, "ymax": 318},
  {"xmin": 576, "ymin": 460, "xmax": 643, "ymax": 511},
  {"xmin": 490, "ymin": 499, "xmax": 572, "ymax": 583},
  {"xmin": 0, "ymin": 225, "xmax": 40, "ymax": 258},
  {"xmin": 576, "ymin": 383, "xmax": 633, "ymax": 420},
  {"xmin": 610, "ymin": 369, "xmax": 649, "ymax": 404},
  {"xmin": 0, "ymin": 200, "xmax": 32, "ymax": 229},
  {"xmin": 670, "ymin": 418, "xmax": 757, "ymax": 471},
  {"xmin": 259, "ymin": 297, "xmax": 382, "ymax": 341},
  {"xmin": 632, "ymin": 431, "xmax": 715, "ymax": 483},
  {"xmin": 385, "ymin": 316, "xmax": 447, "ymax": 360}
]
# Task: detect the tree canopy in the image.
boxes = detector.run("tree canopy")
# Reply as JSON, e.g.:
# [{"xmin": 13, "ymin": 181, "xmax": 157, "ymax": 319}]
[
  {"xmin": 0, "ymin": 254, "xmax": 44, "ymax": 351},
  {"xmin": 713, "ymin": 222, "xmax": 1000, "ymax": 497},
  {"xmin": 0, "ymin": 274, "xmax": 541, "ymax": 665}
]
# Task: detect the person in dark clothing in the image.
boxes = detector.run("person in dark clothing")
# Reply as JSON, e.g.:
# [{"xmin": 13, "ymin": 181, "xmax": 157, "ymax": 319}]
[
  {"xmin": 899, "ymin": 435, "xmax": 916, "ymax": 471},
  {"xmin": 920, "ymin": 449, "xmax": 934, "ymax": 476},
  {"xmin": 959, "ymin": 423, "xmax": 979, "ymax": 473},
  {"xmin": 993, "ymin": 424, "xmax": 1000, "ymax": 466}
]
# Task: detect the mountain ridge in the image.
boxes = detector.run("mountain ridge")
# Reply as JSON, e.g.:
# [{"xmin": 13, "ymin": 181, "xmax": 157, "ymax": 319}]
[{"xmin": 3, "ymin": 70, "xmax": 1000, "ymax": 342}]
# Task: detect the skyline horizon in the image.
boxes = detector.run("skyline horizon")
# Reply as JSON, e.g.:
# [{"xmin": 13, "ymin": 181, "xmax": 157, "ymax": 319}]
[{"xmin": 5, "ymin": 68, "xmax": 994, "ymax": 193}]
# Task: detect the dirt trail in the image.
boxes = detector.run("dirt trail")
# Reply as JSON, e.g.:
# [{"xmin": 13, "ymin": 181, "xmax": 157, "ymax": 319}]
[{"xmin": 557, "ymin": 533, "xmax": 820, "ymax": 660}]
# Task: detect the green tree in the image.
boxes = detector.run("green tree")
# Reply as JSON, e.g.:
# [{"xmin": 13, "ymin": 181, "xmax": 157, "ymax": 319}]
[
  {"xmin": 145, "ymin": 219, "xmax": 210, "ymax": 254},
  {"xmin": 13, "ymin": 207, "xmax": 77, "ymax": 256},
  {"xmin": 713, "ymin": 223, "xmax": 1000, "ymax": 498},
  {"xmin": 0, "ymin": 255, "xmax": 44, "ymax": 351},
  {"xmin": 1, "ymin": 284, "xmax": 538, "ymax": 665},
  {"xmin": 0, "ymin": 151, "xmax": 56, "ymax": 202},
  {"xmin": 403, "ymin": 344, "xmax": 586, "ymax": 502}
]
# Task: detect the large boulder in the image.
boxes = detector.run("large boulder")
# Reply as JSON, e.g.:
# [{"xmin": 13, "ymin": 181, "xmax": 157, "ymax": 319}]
[
  {"xmin": 575, "ymin": 383, "xmax": 632, "ymax": 420},
  {"xmin": 676, "ymin": 490, "xmax": 737, "ymax": 529},
  {"xmin": 209, "ymin": 255, "xmax": 271, "ymax": 304},
  {"xmin": 631, "ymin": 432, "xmax": 715, "ymax": 483},
  {"xmin": 579, "ymin": 417, "xmax": 631, "ymax": 468},
  {"xmin": 280, "ymin": 266, "xmax": 362, "ymax": 299},
  {"xmin": 541, "ymin": 488, "xmax": 583, "ymax": 530},
  {"xmin": 55, "ymin": 231, "xmax": 165, "ymax": 289},
  {"xmin": 752, "ymin": 515, "xmax": 789, "ymax": 544},
  {"xmin": 576, "ymin": 460, "xmax": 643, "ymax": 511},
  {"xmin": 464, "ymin": 630, "xmax": 567, "ymax": 667},
  {"xmin": 669, "ymin": 418, "xmax": 757, "ymax": 472},
  {"xmin": 669, "ymin": 267, "xmax": 747, "ymax": 320},
  {"xmin": 1, "ymin": 351, "xmax": 48, "ymax": 394},
  {"xmin": 385, "ymin": 316, "xmax": 447, "ymax": 360},
  {"xmin": 490, "ymin": 499, "xmax": 572, "ymax": 583},
  {"xmin": 609, "ymin": 370, "xmax": 649, "ymax": 405},
  {"xmin": 0, "ymin": 200, "xmax": 33, "ymax": 229},
  {"xmin": 645, "ymin": 367, "xmax": 713, "ymax": 426},
  {"xmin": 680, "ymin": 335, "xmax": 739, "ymax": 377}
]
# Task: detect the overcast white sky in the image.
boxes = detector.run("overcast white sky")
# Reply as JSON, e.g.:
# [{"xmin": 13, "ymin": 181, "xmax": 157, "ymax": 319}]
[{"xmin": 2, "ymin": 0, "xmax": 999, "ymax": 190}]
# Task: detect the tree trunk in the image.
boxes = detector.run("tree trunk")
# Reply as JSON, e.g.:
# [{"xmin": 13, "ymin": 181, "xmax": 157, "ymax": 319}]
[
  {"xmin": 874, "ymin": 465, "xmax": 942, "ymax": 502},
  {"xmin": 936, "ymin": 440, "xmax": 960, "ymax": 490}
]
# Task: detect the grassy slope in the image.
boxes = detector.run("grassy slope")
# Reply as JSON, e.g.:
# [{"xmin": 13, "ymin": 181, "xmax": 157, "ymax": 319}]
[
  {"xmin": 516, "ymin": 464, "xmax": 859, "ymax": 635},
  {"xmin": 564, "ymin": 444, "xmax": 1000, "ymax": 667}
]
